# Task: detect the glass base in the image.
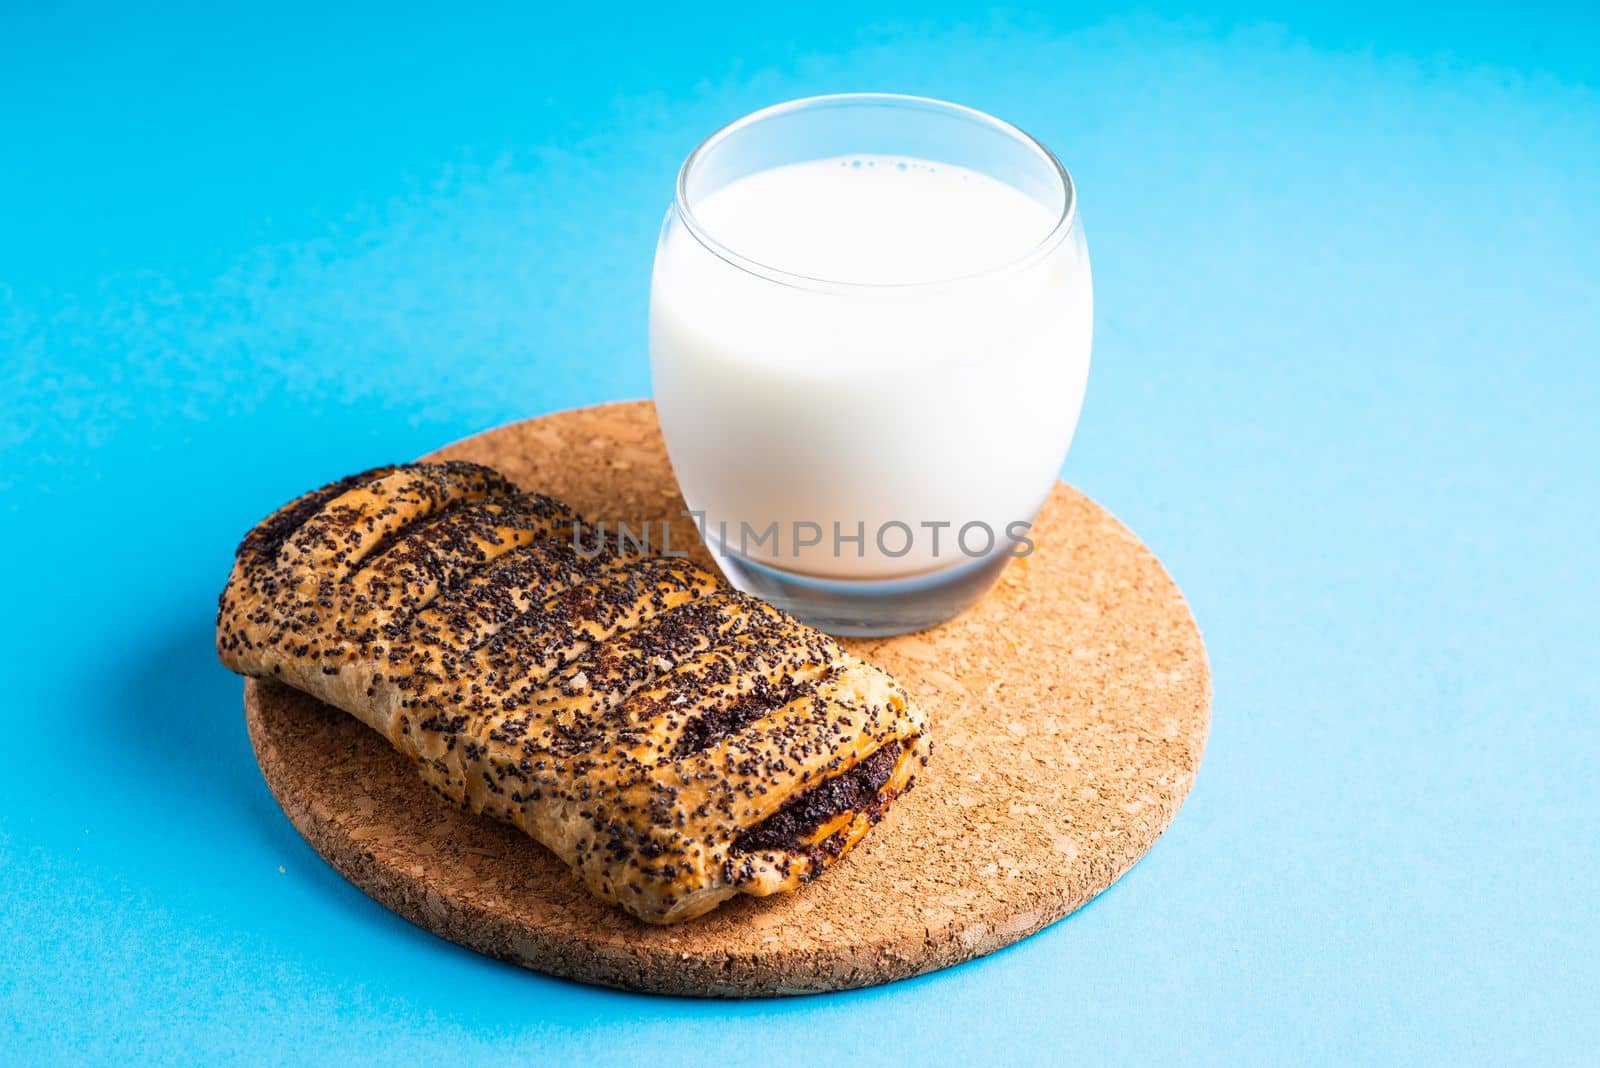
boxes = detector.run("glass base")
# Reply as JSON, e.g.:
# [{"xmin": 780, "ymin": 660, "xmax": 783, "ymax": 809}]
[{"xmin": 707, "ymin": 543, "xmax": 1014, "ymax": 637}]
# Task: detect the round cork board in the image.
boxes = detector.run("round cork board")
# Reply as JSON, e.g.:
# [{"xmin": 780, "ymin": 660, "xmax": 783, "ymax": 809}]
[{"xmin": 244, "ymin": 399, "xmax": 1210, "ymax": 997}]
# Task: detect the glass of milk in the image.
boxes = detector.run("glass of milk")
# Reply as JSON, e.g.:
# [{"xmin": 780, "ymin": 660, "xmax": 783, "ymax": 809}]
[{"xmin": 651, "ymin": 93, "xmax": 1091, "ymax": 636}]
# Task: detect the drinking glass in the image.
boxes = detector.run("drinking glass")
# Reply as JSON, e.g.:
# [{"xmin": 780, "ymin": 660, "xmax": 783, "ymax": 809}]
[{"xmin": 650, "ymin": 93, "xmax": 1091, "ymax": 636}]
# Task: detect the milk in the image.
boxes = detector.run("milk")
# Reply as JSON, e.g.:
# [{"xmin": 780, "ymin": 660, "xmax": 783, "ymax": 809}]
[{"xmin": 650, "ymin": 155, "xmax": 1092, "ymax": 581}]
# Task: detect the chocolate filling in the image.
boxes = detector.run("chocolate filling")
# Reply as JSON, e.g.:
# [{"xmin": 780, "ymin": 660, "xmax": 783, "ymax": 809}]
[
  {"xmin": 732, "ymin": 740, "xmax": 903, "ymax": 854},
  {"xmin": 672, "ymin": 675, "xmax": 819, "ymax": 757},
  {"xmin": 239, "ymin": 465, "xmax": 398, "ymax": 564},
  {"xmin": 346, "ymin": 494, "xmax": 480, "ymax": 577}
]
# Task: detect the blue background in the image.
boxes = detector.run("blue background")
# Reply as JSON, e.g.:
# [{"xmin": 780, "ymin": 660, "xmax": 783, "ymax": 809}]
[{"xmin": 3, "ymin": 3, "xmax": 1596, "ymax": 1063}]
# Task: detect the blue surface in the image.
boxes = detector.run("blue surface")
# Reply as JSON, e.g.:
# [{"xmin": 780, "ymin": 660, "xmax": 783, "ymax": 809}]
[{"xmin": 4, "ymin": 4, "xmax": 1597, "ymax": 1064}]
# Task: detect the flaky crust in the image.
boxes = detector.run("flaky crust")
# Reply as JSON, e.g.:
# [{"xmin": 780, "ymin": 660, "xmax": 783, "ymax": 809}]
[{"xmin": 217, "ymin": 462, "xmax": 931, "ymax": 923}]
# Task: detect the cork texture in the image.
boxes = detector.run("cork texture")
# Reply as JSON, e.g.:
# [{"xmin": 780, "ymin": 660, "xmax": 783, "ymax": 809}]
[{"xmin": 243, "ymin": 399, "xmax": 1211, "ymax": 996}]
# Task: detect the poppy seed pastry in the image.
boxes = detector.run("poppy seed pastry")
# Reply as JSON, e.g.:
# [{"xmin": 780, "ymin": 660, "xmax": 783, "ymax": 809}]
[{"xmin": 216, "ymin": 461, "xmax": 931, "ymax": 924}]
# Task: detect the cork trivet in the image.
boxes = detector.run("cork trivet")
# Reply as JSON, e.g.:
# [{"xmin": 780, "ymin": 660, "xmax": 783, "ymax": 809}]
[{"xmin": 244, "ymin": 400, "xmax": 1210, "ymax": 996}]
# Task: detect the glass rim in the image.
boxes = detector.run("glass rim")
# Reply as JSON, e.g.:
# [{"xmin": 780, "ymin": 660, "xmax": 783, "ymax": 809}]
[{"xmin": 672, "ymin": 92, "xmax": 1078, "ymax": 293}]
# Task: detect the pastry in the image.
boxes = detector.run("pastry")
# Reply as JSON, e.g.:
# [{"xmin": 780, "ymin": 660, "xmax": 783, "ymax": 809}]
[{"xmin": 217, "ymin": 461, "xmax": 931, "ymax": 924}]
